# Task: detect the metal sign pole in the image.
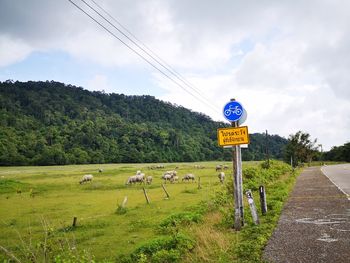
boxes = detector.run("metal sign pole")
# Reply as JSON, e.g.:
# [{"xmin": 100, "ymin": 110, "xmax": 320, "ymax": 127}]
[
  {"xmin": 237, "ymin": 143, "xmax": 244, "ymax": 226},
  {"xmin": 232, "ymin": 121, "xmax": 244, "ymax": 229}
]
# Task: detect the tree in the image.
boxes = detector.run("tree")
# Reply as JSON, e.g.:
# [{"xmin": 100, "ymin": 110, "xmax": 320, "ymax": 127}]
[
  {"xmin": 284, "ymin": 131, "xmax": 318, "ymax": 167},
  {"xmin": 324, "ymin": 142, "xmax": 350, "ymax": 162}
]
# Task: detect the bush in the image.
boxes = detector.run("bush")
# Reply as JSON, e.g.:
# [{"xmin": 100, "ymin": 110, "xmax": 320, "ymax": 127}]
[
  {"xmin": 152, "ymin": 249, "xmax": 180, "ymax": 263},
  {"xmin": 121, "ymin": 233, "xmax": 195, "ymax": 263},
  {"xmin": 115, "ymin": 205, "xmax": 127, "ymax": 215},
  {"xmin": 158, "ymin": 212, "xmax": 202, "ymax": 233}
]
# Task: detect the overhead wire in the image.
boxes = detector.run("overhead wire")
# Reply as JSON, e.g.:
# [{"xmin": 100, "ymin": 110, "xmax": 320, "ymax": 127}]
[
  {"xmin": 88, "ymin": 0, "xmax": 214, "ymax": 110},
  {"xmin": 77, "ymin": 0, "xmax": 220, "ymax": 114},
  {"xmin": 67, "ymin": 0, "xmax": 202, "ymax": 106},
  {"xmin": 68, "ymin": 0, "xmax": 221, "ymax": 115}
]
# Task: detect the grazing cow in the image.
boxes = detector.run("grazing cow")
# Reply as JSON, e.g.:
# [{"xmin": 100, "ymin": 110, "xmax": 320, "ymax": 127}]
[
  {"xmin": 80, "ymin": 174, "xmax": 93, "ymax": 184},
  {"xmin": 218, "ymin": 172, "xmax": 225, "ymax": 184},
  {"xmin": 223, "ymin": 165, "xmax": 229, "ymax": 170},
  {"xmin": 182, "ymin": 174, "xmax": 195, "ymax": 182},
  {"xmin": 171, "ymin": 175, "xmax": 179, "ymax": 183},
  {"xmin": 126, "ymin": 175, "xmax": 137, "ymax": 185},
  {"xmin": 151, "ymin": 165, "xmax": 164, "ymax": 169},
  {"xmin": 165, "ymin": 170, "xmax": 177, "ymax": 176},
  {"xmin": 126, "ymin": 175, "xmax": 144, "ymax": 185},
  {"xmin": 162, "ymin": 173, "xmax": 173, "ymax": 183},
  {"xmin": 129, "ymin": 171, "xmax": 145, "ymax": 183},
  {"xmin": 146, "ymin": 176, "xmax": 153, "ymax": 185},
  {"xmin": 136, "ymin": 172, "xmax": 145, "ymax": 180},
  {"xmin": 216, "ymin": 165, "xmax": 222, "ymax": 172}
]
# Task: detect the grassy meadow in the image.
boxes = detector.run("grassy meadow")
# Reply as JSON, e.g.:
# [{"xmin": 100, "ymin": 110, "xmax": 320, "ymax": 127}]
[
  {"xmin": 0, "ymin": 161, "xmax": 297, "ymax": 262},
  {"xmin": 0, "ymin": 162, "xmax": 242, "ymax": 261}
]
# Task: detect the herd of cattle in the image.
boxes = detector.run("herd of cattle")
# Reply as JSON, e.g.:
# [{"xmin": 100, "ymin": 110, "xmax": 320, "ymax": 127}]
[{"xmin": 79, "ymin": 164, "xmax": 230, "ymax": 186}]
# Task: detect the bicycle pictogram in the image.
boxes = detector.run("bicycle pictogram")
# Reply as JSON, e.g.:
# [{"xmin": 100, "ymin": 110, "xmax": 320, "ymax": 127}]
[{"xmin": 224, "ymin": 105, "xmax": 242, "ymax": 117}]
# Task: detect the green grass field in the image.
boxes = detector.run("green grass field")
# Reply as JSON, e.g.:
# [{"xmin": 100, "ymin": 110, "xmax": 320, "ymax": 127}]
[{"xmin": 0, "ymin": 161, "xmax": 250, "ymax": 261}]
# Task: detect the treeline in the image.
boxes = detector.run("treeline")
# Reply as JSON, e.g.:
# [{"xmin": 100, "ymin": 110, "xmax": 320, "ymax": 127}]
[
  {"xmin": 324, "ymin": 142, "xmax": 350, "ymax": 162},
  {"xmin": 0, "ymin": 80, "xmax": 287, "ymax": 165}
]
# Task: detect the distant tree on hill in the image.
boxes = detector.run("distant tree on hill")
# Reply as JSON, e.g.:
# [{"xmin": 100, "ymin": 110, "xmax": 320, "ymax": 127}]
[
  {"xmin": 324, "ymin": 142, "xmax": 350, "ymax": 162},
  {"xmin": 284, "ymin": 131, "xmax": 318, "ymax": 167}
]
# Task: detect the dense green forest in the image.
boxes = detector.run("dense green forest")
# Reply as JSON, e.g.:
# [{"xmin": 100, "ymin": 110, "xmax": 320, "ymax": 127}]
[
  {"xmin": 324, "ymin": 142, "xmax": 350, "ymax": 162},
  {"xmin": 0, "ymin": 80, "xmax": 288, "ymax": 165}
]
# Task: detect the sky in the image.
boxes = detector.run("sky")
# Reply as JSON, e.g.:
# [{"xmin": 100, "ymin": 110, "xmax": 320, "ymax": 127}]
[{"xmin": 1, "ymin": 0, "xmax": 350, "ymax": 151}]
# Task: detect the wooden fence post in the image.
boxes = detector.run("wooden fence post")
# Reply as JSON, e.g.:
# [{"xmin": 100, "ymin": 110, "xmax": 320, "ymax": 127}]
[
  {"xmin": 121, "ymin": 196, "xmax": 128, "ymax": 208},
  {"xmin": 161, "ymin": 184, "xmax": 170, "ymax": 199},
  {"xmin": 198, "ymin": 176, "xmax": 202, "ymax": 189},
  {"xmin": 72, "ymin": 217, "xmax": 78, "ymax": 227},
  {"xmin": 142, "ymin": 187, "xmax": 150, "ymax": 204}
]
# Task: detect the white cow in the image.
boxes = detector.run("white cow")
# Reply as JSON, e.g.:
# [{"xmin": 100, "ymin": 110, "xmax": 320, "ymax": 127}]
[
  {"xmin": 182, "ymin": 174, "xmax": 195, "ymax": 182},
  {"xmin": 218, "ymin": 172, "xmax": 225, "ymax": 184},
  {"xmin": 146, "ymin": 176, "xmax": 153, "ymax": 185},
  {"xmin": 216, "ymin": 165, "xmax": 222, "ymax": 172},
  {"xmin": 126, "ymin": 175, "xmax": 144, "ymax": 185},
  {"xmin": 171, "ymin": 175, "xmax": 179, "ymax": 183},
  {"xmin": 162, "ymin": 170, "xmax": 177, "ymax": 183},
  {"xmin": 162, "ymin": 173, "xmax": 173, "ymax": 183},
  {"xmin": 80, "ymin": 174, "xmax": 93, "ymax": 184}
]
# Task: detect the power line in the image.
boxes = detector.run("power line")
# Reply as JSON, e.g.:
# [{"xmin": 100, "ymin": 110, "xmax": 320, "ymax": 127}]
[
  {"xmin": 68, "ymin": 0, "xmax": 205, "ymax": 107},
  {"xmin": 88, "ymin": 0, "xmax": 212, "ymax": 107},
  {"xmin": 68, "ymin": 0, "xmax": 220, "ymax": 115},
  {"xmin": 76, "ymin": 0, "xmax": 219, "ymax": 114}
]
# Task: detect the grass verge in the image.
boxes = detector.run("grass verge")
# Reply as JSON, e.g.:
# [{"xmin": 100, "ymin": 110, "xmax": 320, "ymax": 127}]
[{"xmin": 182, "ymin": 160, "xmax": 299, "ymax": 263}]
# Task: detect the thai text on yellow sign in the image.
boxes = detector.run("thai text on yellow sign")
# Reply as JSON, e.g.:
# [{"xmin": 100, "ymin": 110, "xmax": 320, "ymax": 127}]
[{"xmin": 217, "ymin": 126, "xmax": 250, "ymax": 146}]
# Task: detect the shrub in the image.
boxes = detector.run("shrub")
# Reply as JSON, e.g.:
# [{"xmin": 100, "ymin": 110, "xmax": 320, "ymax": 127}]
[
  {"xmin": 121, "ymin": 233, "xmax": 195, "ymax": 263},
  {"xmin": 115, "ymin": 205, "xmax": 127, "ymax": 215},
  {"xmin": 152, "ymin": 249, "xmax": 180, "ymax": 263},
  {"xmin": 158, "ymin": 212, "xmax": 202, "ymax": 233}
]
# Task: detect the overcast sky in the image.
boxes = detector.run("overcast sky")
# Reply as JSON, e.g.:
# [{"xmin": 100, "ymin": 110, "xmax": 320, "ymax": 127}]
[{"xmin": 1, "ymin": 0, "xmax": 349, "ymax": 150}]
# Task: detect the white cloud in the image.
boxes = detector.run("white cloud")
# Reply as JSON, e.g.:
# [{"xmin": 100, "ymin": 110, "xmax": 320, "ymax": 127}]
[
  {"xmin": 0, "ymin": 36, "xmax": 32, "ymax": 67},
  {"xmin": 86, "ymin": 74, "xmax": 113, "ymax": 93}
]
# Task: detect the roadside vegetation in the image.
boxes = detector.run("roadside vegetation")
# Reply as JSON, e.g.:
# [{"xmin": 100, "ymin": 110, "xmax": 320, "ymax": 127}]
[
  {"xmin": 182, "ymin": 160, "xmax": 298, "ymax": 263},
  {"xmin": 0, "ymin": 160, "xmax": 298, "ymax": 262}
]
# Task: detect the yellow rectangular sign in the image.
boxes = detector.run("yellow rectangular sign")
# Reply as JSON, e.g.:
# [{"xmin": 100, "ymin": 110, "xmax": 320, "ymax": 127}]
[{"xmin": 217, "ymin": 126, "xmax": 250, "ymax": 147}]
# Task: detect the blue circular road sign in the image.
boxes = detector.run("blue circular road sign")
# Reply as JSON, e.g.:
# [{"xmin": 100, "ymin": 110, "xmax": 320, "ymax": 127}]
[{"xmin": 223, "ymin": 101, "xmax": 244, "ymax": 122}]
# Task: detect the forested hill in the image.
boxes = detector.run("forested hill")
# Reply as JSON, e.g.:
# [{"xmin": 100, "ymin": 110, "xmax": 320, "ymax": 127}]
[{"xmin": 0, "ymin": 80, "xmax": 287, "ymax": 165}]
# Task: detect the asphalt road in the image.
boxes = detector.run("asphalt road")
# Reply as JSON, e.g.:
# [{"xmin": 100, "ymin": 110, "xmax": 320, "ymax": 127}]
[
  {"xmin": 263, "ymin": 166, "xmax": 350, "ymax": 263},
  {"xmin": 321, "ymin": 163, "xmax": 350, "ymax": 200}
]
